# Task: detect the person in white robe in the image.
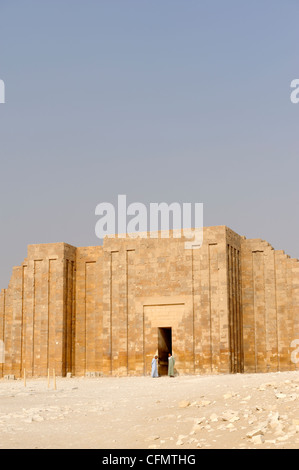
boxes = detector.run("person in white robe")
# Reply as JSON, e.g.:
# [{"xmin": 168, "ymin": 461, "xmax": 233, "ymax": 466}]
[
  {"xmin": 151, "ymin": 355, "xmax": 159, "ymax": 378},
  {"xmin": 168, "ymin": 353, "xmax": 175, "ymax": 377}
]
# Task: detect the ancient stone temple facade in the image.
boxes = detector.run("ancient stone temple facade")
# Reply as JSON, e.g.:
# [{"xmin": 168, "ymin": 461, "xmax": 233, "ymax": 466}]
[{"xmin": 1, "ymin": 226, "xmax": 299, "ymax": 378}]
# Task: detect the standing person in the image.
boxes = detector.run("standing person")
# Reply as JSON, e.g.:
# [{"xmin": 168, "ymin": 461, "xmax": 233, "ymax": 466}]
[
  {"xmin": 151, "ymin": 355, "xmax": 159, "ymax": 378},
  {"xmin": 168, "ymin": 353, "xmax": 175, "ymax": 377}
]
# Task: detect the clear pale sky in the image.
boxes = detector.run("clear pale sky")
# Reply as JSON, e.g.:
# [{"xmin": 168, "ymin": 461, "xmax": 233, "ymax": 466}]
[{"xmin": 0, "ymin": 0, "xmax": 299, "ymax": 288}]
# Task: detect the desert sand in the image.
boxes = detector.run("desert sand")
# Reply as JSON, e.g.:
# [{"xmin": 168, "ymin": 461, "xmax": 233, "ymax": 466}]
[{"xmin": 1, "ymin": 370, "xmax": 299, "ymax": 449}]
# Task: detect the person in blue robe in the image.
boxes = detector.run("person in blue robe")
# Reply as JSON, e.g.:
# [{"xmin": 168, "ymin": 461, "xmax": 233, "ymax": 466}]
[{"xmin": 151, "ymin": 355, "xmax": 159, "ymax": 378}]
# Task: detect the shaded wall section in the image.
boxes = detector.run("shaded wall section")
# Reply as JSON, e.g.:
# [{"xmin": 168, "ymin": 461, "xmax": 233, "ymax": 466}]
[
  {"xmin": 226, "ymin": 228, "xmax": 244, "ymax": 373},
  {"xmin": 241, "ymin": 238, "xmax": 299, "ymax": 373}
]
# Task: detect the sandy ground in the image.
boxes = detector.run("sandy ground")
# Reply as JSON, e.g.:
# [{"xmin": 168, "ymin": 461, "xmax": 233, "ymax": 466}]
[{"xmin": 1, "ymin": 370, "xmax": 299, "ymax": 449}]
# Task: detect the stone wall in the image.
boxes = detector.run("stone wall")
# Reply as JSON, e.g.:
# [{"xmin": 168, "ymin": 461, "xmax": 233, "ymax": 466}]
[
  {"xmin": 74, "ymin": 246, "xmax": 103, "ymax": 376},
  {"xmin": 241, "ymin": 238, "xmax": 299, "ymax": 373},
  {"xmin": 0, "ymin": 243, "xmax": 76, "ymax": 378},
  {"xmin": 101, "ymin": 226, "xmax": 231, "ymax": 376},
  {"xmin": 0, "ymin": 226, "xmax": 299, "ymax": 378}
]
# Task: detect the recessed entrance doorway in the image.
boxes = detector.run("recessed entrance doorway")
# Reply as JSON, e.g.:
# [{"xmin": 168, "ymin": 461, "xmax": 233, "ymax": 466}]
[{"xmin": 158, "ymin": 327, "xmax": 172, "ymax": 376}]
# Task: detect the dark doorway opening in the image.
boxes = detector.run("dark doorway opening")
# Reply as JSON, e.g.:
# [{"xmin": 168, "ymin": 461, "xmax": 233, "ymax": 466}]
[{"xmin": 158, "ymin": 327, "xmax": 172, "ymax": 376}]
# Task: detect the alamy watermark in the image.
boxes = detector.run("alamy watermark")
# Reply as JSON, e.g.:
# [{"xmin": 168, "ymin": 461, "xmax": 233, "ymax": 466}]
[
  {"xmin": 290, "ymin": 79, "xmax": 299, "ymax": 104},
  {"xmin": 95, "ymin": 195, "xmax": 203, "ymax": 249},
  {"xmin": 0, "ymin": 80, "xmax": 5, "ymax": 104},
  {"xmin": 0, "ymin": 340, "xmax": 4, "ymax": 364},
  {"xmin": 291, "ymin": 339, "xmax": 299, "ymax": 364}
]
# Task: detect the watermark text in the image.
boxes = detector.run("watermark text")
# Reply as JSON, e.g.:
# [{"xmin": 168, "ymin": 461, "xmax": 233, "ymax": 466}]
[
  {"xmin": 0, "ymin": 80, "xmax": 5, "ymax": 104},
  {"xmin": 0, "ymin": 340, "xmax": 5, "ymax": 363},
  {"xmin": 95, "ymin": 195, "xmax": 203, "ymax": 249},
  {"xmin": 290, "ymin": 79, "xmax": 299, "ymax": 104}
]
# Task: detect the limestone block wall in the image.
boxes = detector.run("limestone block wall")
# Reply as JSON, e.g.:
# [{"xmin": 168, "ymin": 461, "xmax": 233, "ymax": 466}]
[
  {"xmin": 74, "ymin": 246, "xmax": 103, "ymax": 376},
  {"xmin": 1, "ymin": 225, "xmax": 299, "ymax": 378},
  {"xmin": 101, "ymin": 226, "xmax": 232, "ymax": 376},
  {"xmin": 241, "ymin": 238, "xmax": 299, "ymax": 373},
  {"xmin": 192, "ymin": 226, "xmax": 231, "ymax": 374},
  {"xmin": 0, "ymin": 243, "xmax": 76, "ymax": 378}
]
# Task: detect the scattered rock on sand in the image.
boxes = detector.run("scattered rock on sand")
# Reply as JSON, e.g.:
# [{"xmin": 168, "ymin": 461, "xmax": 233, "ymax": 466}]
[
  {"xmin": 197, "ymin": 400, "xmax": 212, "ymax": 407},
  {"xmin": 246, "ymin": 428, "xmax": 265, "ymax": 439},
  {"xmin": 275, "ymin": 393, "xmax": 287, "ymax": 399},
  {"xmin": 268, "ymin": 412, "xmax": 280, "ymax": 429},
  {"xmin": 251, "ymin": 435, "xmax": 265, "ymax": 445},
  {"xmin": 147, "ymin": 435, "xmax": 160, "ymax": 441},
  {"xmin": 179, "ymin": 400, "xmax": 191, "ymax": 408},
  {"xmin": 209, "ymin": 413, "xmax": 218, "ymax": 422},
  {"xmin": 277, "ymin": 435, "xmax": 289, "ymax": 442}
]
